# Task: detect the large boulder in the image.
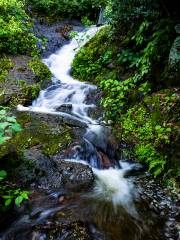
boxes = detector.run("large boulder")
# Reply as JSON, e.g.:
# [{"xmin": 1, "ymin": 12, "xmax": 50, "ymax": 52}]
[
  {"xmin": 0, "ymin": 111, "xmax": 94, "ymax": 191},
  {"xmin": 55, "ymin": 159, "xmax": 94, "ymax": 190},
  {"xmin": 16, "ymin": 149, "xmax": 94, "ymax": 190}
]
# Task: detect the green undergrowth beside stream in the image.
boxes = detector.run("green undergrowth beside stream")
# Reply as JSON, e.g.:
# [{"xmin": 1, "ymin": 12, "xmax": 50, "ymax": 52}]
[{"xmin": 72, "ymin": 1, "xmax": 180, "ymax": 188}]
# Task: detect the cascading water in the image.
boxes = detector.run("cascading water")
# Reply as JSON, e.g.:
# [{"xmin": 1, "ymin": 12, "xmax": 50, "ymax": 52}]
[
  {"xmin": 17, "ymin": 25, "xmax": 137, "ymax": 212},
  {"xmin": 10, "ymin": 26, "xmax": 167, "ymax": 240},
  {"xmin": 17, "ymin": 27, "xmax": 98, "ymax": 124}
]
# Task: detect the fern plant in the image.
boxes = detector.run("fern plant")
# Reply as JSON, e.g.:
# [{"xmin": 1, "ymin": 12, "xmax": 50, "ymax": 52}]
[
  {"xmin": 0, "ymin": 107, "xmax": 30, "ymax": 211},
  {"xmin": 0, "ymin": 108, "xmax": 21, "ymax": 144}
]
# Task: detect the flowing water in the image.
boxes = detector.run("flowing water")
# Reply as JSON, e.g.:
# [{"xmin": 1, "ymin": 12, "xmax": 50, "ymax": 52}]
[{"xmin": 2, "ymin": 26, "xmax": 167, "ymax": 240}]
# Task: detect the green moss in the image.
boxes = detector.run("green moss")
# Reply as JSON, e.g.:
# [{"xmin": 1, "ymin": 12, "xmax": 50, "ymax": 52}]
[
  {"xmin": 0, "ymin": 57, "xmax": 14, "ymax": 71},
  {"xmin": 0, "ymin": 113, "xmax": 74, "ymax": 171},
  {"xmin": 28, "ymin": 59, "xmax": 52, "ymax": 83},
  {"xmin": 6, "ymin": 82, "xmax": 40, "ymax": 108},
  {"xmin": 9, "ymin": 113, "xmax": 74, "ymax": 157},
  {"xmin": 72, "ymin": 25, "xmax": 113, "ymax": 83},
  {"xmin": 0, "ymin": 57, "xmax": 14, "ymax": 83},
  {"xmin": 42, "ymin": 129, "xmax": 72, "ymax": 156}
]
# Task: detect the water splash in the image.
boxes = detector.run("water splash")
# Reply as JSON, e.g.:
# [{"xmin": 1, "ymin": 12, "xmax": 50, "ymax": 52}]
[{"xmin": 92, "ymin": 167, "xmax": 138, "ymax": 217}]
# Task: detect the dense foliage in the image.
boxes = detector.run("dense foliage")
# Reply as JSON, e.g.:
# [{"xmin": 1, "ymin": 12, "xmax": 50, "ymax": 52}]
[
  {"xmin": 0, "ymin": 0, "xmax": 38, "ymax": 54},
  {"xmin": 0, "ymin": 108, "xmax": 29, "ymax": 211},
  {"xmin": 72, "ymin": 0, "xmax": 180, "ymax": 186},
  {"xmin": 27, "ymin": 0, "xmax": 107, "ymax": 20}
]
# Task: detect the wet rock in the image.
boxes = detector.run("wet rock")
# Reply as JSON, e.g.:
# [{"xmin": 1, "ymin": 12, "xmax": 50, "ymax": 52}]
[
  {"xmin": 84, "ymin": 124, "xmax": 119, "ymax": 158},
  {"xmin": 5, "ymin": 110, "xmax": 93, "ymax": 190},
  {"xmin": 60, "ymin": 113, "xmax": 88, "ymax": 128},
  {"xmin": 58, "ymin": 195, "xmax": 65, "ymax": 203},
  {"xmin": 15, "ymin": 149, "xmax": 63, "ymax": 189},
  {"xmin": 58, "ymin": 136, "xmax": 120, "ymax": 169},
  {"xmin": 56, "ymin": 103, "xmax": 72, "ymax": 113},
  {"xmin": 123, "ymin": 163, "xmax": 145, "ymax": 177},
  {"xmin": 55, "ymin": 159, "xmax": 94, "ymax": 190},
  {"xmin": 98, "ymin": 151, "xmax": 115, "ymax": 169},
  {"xmin": 0, "ymin": 111, "xmax": 95, "ymax": 190},
  {"xmin": 56, "ymin": 25, "xmax": 73, "ymax": 40},
  {"xmin": 0, "ymin": 55, "xmax": 47, "ymax": 107},
  {"xmin": 8, "ymin": 55, "xmax": 36, "ymax": 85},
  {"xmin": 15, "ymin": 149, "xmax": 94, "ymax": 190},
  {"xmin": 32, "ymin": 19, "xmax": 83, "ymax": 57}
]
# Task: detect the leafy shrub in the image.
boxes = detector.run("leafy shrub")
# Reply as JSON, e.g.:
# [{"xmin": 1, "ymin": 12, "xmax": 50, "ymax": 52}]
[
  {"xmin": 0, "ymin": 108, "xmax": 21, "ymax": 144},
  {"xmin": 135, "ymin": 144, "xmax": 166, "ymax": 177},
  {"xmin": 106, "ymin": 0, "xmax": 160, "ymax": 30},
  {"xmin": 28, "ymin": 0, "xmax": 107, "ymax": 20},
  {"xmin": 120, "ymin": 105, "xmax": 172, "ymax": 176},
  {"xmin": 81, "ymin": 16, "xmax": 93, "ymax": 27},
  {"xmin": 0, "ymin": 180, "xmax": 30, "ymax": 211},
  {"xmin": 0, "ymin": 107, "xmax": 29, "ymax": 211},
  {"xmin": 0, "ymin": 57, "xmax": 14, "ymax": 83},
  {"xmin": 0, "ymin": 0, "xmax": 38, "ymax": 54}
]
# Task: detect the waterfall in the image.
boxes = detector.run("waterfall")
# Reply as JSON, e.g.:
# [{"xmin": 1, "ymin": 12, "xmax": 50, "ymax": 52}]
[{"xmin": 97, "ymin": 7, "xmax": 105, "ymax": 26}]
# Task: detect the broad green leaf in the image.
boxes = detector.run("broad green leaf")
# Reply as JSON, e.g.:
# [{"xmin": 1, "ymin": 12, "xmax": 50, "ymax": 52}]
[
  {"xmin": 0, "ymin": 122, "xmax": 11, "ymax": 130},
  {"xmin": 0, "ymin": 170, "xmax": 7, "ymax": 180},
  {"xmin": 2, "ymin": 195, "xmax": 14, "ymax": 199},
  {"xmin": 6, "ymin": 116, "xmax": 16, "ymax": 123},
  {"xmin": 11, "ymin": 124, "xmax": 22, "ymax": 132},
  {"xmin": 15, "ymin": 196, "xmax": 23, "ymax": 206},
  {"xmin": 21, "ymin": 191, "xmax": 29, "ymax": 200},
  {"xmin": 5, "ymin": 198, "xmax": 12, "ymax": 207}
]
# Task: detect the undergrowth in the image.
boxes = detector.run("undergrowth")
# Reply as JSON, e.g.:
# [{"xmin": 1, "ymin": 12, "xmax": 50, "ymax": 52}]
[{"xmin": 72, "ymin": 1, "xmax": 180, "ymax": 187}]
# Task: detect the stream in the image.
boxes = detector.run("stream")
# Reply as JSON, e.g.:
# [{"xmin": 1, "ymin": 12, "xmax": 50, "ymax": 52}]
[{"xmin": 1, "ymin": 26, "xmax": 178, "ymax": 240}]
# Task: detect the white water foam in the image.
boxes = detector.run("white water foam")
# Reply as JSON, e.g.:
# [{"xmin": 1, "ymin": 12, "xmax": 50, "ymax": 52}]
[{"xmin": 93, "ymin": 165, "xmax": 138, "ymax": 217}]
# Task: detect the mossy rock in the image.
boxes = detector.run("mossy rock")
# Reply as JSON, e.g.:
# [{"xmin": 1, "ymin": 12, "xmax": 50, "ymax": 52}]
[
  {"xmin": 0, "ymin": 82, "xmax": 40, "ymax": 107},
  {"xmin": 28, "ymin": 59, "xmax": 52, "ymax": 84},
  {"xmin": 0, "ymin": 57, "xmax": 14, "ymax": 83},
  {"xmin": 0, "ymin": 112, "xmax": 74, "ymax": 179},
  {"xmin": 14, "ymin": 112, "xmax": 74, "ymax": 157},
  {"xmin": 0, "ymin": 55, "xmax": 48, "ymax": 107},
  {"xmin": 1, "ymin": 111, "xmax": 73, "ymax": 160},
  {"xmin": 72, "ymin": 25, "xmax": 113, "ymax": 83}
]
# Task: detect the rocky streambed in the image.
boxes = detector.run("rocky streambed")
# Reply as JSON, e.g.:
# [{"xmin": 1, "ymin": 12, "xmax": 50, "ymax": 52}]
[{"xmin": 0, "ymin": 20, "xmax": 179, "ymax": 240}]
